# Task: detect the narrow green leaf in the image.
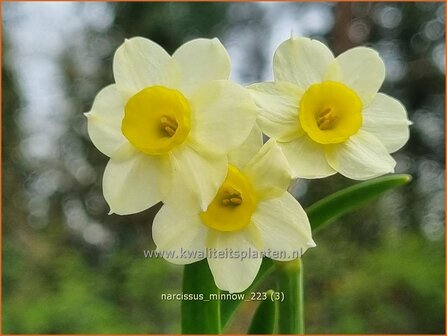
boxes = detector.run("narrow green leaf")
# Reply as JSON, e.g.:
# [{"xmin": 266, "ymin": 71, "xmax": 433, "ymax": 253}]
[
  {"xmin": 221, "ymin": 258, "xmax": 273, "ymax": 329},
  {"xmin": 181, "ymin": 260, "xmax": 221, "ymax": 334},
  {"xmin": 307, "ymin": 174, "xmax": 412, "ymax": 233},
  {"xmin": 248, "ymin": 290, "xmax": 277, "ymax": 334},
  {"xmin": 276, "ymin": 259, "xmax": 304, "ymax": 334}
]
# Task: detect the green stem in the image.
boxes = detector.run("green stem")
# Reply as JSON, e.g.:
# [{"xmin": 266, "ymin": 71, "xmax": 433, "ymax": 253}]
[
  {"xmin": 275, "ymin": 259, "xmax": 304, "ymax": 334},
  {"xmin": 181, "ymin": 260, "xmax": 221, "ymax": 334},
  {"xmin": 248, "ymin": 289, "xmax": 278, "ymax": 334}
]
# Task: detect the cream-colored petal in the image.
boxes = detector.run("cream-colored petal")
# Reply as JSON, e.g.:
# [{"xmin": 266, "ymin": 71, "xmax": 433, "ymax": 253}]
[
  {"xmin": 152, "ymin": 205, "xmax": 207, "ymax": 265},
  {"xmin": 113, "ymin": 37, "xmax": 176, "ymax": 98},
  {"xmin": 362, "ymin": 93, "xmax": 410, "ymax": 153},
  {"xmin": 273, "ymin": 37, "xmax": 334, "ymax": 90},
  {"xmin": 228, "ymin": 124, "xmax": 263, "ymax": 170},
  {"xmin": 278, "ymin": 136, "xmax": 336, "ymax": 179},
  {"xmin": 103, "ymin": 152, "xmax": 170, "ymax": 215},
  {"xmin": 252, "ymin": 192, "xmax": 315, "ymax": 261},
  {"xmin": 325, "ymin": 47, "xmax": 385, "ymax": 106},
  {"xmin": 207, "ymin": 231, "xmax": 263, "ymax": 293},
  {"xmin": 85, "ymin": 84, "xmax": 128, "ymax": 158},
  {"xmin": 188, "ymin": 80, "xmax": 258, "ymax": 154},
  {"xmin": 166, "ymin": 144, "xmax": 228, "ymax": 211},
  {"xmin": 244, "ymin": 139, "xmax": 292, "ymax": 197},
  {"xmin": 172, "ymin": 38, "xmax": 230, "ymax": 95},
  {"xmin": 325, "ymin": 130, "xmax": 396, "ymax": 180},
  {"xmin": 244, "ymin": 222, "xmax": 265, "ymax": 251},
  {"xmin": 248, "ymin": 81, "xmax": 304, "ymax": 142},
  {"xmin": 109, "ymin": 141, "xmax": 138, "ymax": 161}
]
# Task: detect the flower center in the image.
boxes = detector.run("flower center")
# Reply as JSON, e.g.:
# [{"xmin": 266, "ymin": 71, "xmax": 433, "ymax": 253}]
[
  {"xmin": 299, "ymin": 81, "xmax": 363, "ymax": 144},
  {"xmin": 316, "ymin": 107, "xmax": 337, "ymax": 130},
  {"xmin": 200, "ymin": 165, "xmax": 257, "ymax": 232},
  {"xmin": 121, "ymin": 86, "xmax": 191, "ymax": 155}
]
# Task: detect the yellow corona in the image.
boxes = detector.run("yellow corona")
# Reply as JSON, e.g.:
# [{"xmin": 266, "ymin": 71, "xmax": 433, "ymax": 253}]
[
  {"xmin": 299, "ymin": 81, "xmax": 363, "ymax": 144},
  {"xmin": 200, "ymin": 165, "xmax": 257, "ymax": 232},
  {"xmin": 122, "ymin": 86, "xmax": 191, "ymax": 155}
]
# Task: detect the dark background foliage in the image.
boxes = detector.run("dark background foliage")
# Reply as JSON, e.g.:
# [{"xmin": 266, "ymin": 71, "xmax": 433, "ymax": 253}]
[{"xmin": 2, "ymin": 2, "xmax": 445, "ymax": 333}]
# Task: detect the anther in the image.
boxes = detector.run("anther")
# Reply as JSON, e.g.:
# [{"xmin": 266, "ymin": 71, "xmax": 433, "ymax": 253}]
[
  {"xmin": 164, "ymin": 126, "xmax": 176, "ymax": 137},
  {"xmin": 230, "ymin": 197, "xmax": 242, "ymax": 205},
  {"xmin": 319, "ymin": 108, "xmax": 332, "ymax": 118},
  {"xmin": 317, "ymin": 108, "xmax": 338, "ymax": 130},
  {"xmin": 221, "ymin": 188, "xmax": 243, "ymax": 206},
  {"xmin": 160, "ymin": 116, "xmax": 178, "ymax": 137}
]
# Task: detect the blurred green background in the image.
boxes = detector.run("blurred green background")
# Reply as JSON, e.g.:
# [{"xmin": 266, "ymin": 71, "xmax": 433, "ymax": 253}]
[{"xmin": 2, "ymin": 2, "xmax": 445, "ymax": 334}]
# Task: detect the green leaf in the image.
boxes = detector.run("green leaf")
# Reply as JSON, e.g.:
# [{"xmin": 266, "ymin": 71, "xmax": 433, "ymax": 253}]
[
  {"xmin": 306, "ymin": 174, "xmax": 412, "ymax": 233},
  {"xmin": 181, "ymin": 260, "xmax": 220, "ymax": 334},
  {"xmin": 248, "ymin": 290, "xmax": 277, "ymax": 334},
  {"xmin": 275, "ymin": 259, "xmax": 304, "ymax": 334},
  {"xmin": 221, "ymin": 258, "xmax": 273, "ymax": 329}
]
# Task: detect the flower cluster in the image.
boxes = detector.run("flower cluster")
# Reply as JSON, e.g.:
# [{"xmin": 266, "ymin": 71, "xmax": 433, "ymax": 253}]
[{"xmin": 86, "ymin": 36, "xmax": 410, "ymax": 293}]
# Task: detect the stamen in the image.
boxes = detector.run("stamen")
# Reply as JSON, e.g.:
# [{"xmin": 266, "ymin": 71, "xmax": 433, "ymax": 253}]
[
  {"xmin": 164, "ymin": 126, "xmax": 176, "ymax": 137},
  {"xmin": 317, "ymin": 108, "xmax": 338, "ymax": 130},
  {"xmin": 160, "ymin": 116, "xmax": 178, "ymax": 137},
  {"xmin": 221, "ymin": 188, "xmax": 243, "ymax": 206},
  {"xmin": 319, "ymin": 107, "xmax": 332, "ymax": 118},
  {"xmin": 230, "ymin": 197, "xmax": 242, "ymax": 205}
]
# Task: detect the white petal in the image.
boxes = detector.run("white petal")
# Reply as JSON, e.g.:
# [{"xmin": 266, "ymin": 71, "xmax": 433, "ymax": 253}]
[
  {"xmin": 248, "ymin": 81, "xmax": 305, "ymax": 142},
  {"xmin": 244, "ymin": 139, "xmax": 292, "ymax": 196},
  {"xmin": 85, "ymin": 85, "xmax": 128, "ymax": 158},
  {"xmin": 113, "ymin": 37, "xmax": 176, "ymax": 98},
  {"xmin": 228, "ymin": 124, "xmax": 263, "ymax": 170},
  {"xmin": 325, "ymin": 47, "xmax": 385, "ymax": 106},
  {"xmin": 325, "ymin": 130, "xmax": 396, "ymax": 180},
  {"xmin": 207, "ymin": 231, "xmax": 262, "ymax": 293},
  {"xmin": 152, "ymin": 205, "xmax": 207, "ymax": 265},
  {"xmin": 273, "ymin": 37, "xmax": 334, "ymax": 90},
  {"xmin": 244, "ymin": 222, "xmax": 265, "ymax": 251},
  {"xmin": 188, "ymin": 80, "xmax": 258, "ymax": 154},
  {"xmin": 362, "ymin": 93, "xmax": 410, "ymax": 153},
  {"xmin": 166, "ymin": 145, "xmax": 227, "ymax": 211},
  {"xmin": 252, "ymin": 192, "xmax": 315, "ymax": 261},
  {"xmin": 103, "ymin": 151, "xmax": 170, "ymax": 215},
  {"xmin": 278, "ymin": 136, "xmax": 336, "ymax": 179},
  {"xmin": 172, "ymin": 38, "xmax": 230, "ymax": 95}
]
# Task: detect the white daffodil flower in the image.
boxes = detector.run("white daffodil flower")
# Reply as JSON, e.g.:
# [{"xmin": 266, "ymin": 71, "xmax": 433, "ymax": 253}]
[
  {"xmin": 249, "ymin": 37, "xmax": 411, "ymax": 180},
  {"xmin": 85, "ymin": 37, "xmax": 258, "ymax": 215},
  {"xmin": 153, "ymin": 127, "xmax": 315, "ymax": 293}
]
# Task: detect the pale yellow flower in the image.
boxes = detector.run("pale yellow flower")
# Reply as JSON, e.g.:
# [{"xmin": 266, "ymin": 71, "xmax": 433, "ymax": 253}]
[
  {"xmin": 153, "ymin": 127, "xmax": 315, "ymax": 293},
  {"xmin": 85, "ymin": 37, "xmax": 258, "ymax": 214},
  {"xmin": 250, "ymin": 37, "xmax": 411, "ymax": 180}
]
